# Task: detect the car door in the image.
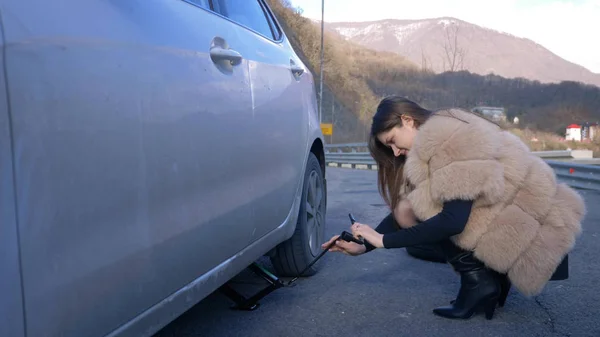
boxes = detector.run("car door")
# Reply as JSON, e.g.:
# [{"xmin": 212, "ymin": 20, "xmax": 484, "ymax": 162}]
[
  {"xmin": 212, "ymin": 0, "xmax": 311, "ymax": 242},
  {"xmin": 2, "ymin": 0, "xmax": 256, "ymax": 336},
  {"xmin": 0, "ymin": 23, "xmax": 26, "ymax": 337}
]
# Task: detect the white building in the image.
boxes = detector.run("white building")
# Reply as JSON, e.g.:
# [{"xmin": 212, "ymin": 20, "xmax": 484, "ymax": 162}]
[
  {"xmin": 565, "ymin": 124, "xmax": 581, "ymax": 141},
  {"xmin": 565, "ymin": 123, "xmax": 599, "ymax": 142}
]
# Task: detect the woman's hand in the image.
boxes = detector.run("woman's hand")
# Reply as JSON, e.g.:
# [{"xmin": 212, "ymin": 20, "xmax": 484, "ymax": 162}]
[
  {"xmin": 351, "ymin": 222, "xmax": 384, "ymax": 248},
  {"xmin": 321, "ymin": 235, "xmax": 367, "ymax": 256}
]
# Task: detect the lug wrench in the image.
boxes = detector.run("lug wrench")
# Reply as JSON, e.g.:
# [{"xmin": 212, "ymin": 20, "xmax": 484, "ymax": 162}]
[{"xmin": 287, "ymin": 213, "xmax": 364, "ymax": 285}]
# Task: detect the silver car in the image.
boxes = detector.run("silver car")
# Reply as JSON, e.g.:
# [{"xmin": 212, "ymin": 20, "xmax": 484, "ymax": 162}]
[{"xmin": 0, "ymin": 0, "xmax": 327, "ymax": 336}]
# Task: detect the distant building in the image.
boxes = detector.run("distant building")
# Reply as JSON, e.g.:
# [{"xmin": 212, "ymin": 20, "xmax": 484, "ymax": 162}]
[
  {"xmin": 565, "ymin": 123, "xmax": 599, "ymax": 142},
  {"xmin": 471, "ymin": 106, "xmax": 506, "ymax": 122},
  {"xmin": 582, "ymin": 122, "xmax": 599, "ymax": 141},
  {"xmin": 565, "ymin": 124, "xmax": 581, "ymax": 141}
]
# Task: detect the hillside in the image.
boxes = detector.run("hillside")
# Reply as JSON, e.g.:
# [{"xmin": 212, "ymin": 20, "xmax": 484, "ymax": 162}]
[
  {"xmin": 326, "ymin": 18, "xmax": 600, "ymax": 87},
  {"xmin": 265, "ymin": 0, "xmax": 418, "ymax": 142},
  {"xmin": 266, "ymin": 0, "xmax": 600, "ymax": 143},
  {"xmin": 368, "ymin": 71, "xmax": 600, "ymax": 135}
]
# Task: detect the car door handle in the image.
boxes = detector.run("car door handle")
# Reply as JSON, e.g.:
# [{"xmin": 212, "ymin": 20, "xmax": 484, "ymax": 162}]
[
  {"xmin": 290, "ymin": 59, "xmax": 304, "ymax": 78},
  {"xmin": 210, "ymin": 46, "xmax": 243, "ymax": 66},
  {"xmin": 291, "ymin": 66, "xmax": 304, "ymax": 76}
]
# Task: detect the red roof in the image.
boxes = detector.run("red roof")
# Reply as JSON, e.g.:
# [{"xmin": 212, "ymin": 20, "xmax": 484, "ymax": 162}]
[{"xmin": 567, "ymin": 124, "xmax": 581, "ymax": 129}]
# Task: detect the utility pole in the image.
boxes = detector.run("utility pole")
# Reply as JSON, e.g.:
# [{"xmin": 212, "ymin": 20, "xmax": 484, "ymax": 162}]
[
  {"xmin": 318, "ymin": 0, "xmax": 324, "ymax": 124},
  {"xmin": 331, "ymin": 100, "xmax": 335, "ymax": 144}
]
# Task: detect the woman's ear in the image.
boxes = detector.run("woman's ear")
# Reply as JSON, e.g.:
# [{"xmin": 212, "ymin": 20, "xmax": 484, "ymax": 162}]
[{"xmin": 400, "ymin": 114, "xmax": 414, "ymax": 128}]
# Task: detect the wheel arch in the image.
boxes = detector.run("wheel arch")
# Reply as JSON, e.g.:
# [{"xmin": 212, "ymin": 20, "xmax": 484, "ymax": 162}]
[
  {"xmin": 309, "ymin": 137, "xmax": 326, "ymax": 209},
  {"xmin": 309, "ymin": 137, "xmax": 325, "ymax": 177}
]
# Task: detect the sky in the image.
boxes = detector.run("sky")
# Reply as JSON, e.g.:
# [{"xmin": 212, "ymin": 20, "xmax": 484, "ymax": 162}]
[{"xmin": 289, "ymin": 0, "xmax": 600, "ymax": 73}]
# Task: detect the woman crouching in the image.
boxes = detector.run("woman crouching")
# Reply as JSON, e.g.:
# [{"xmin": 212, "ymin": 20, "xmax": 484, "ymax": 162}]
[{"xmin": 323, "ymin": 95, "xmax": 585, "ymax": 320}]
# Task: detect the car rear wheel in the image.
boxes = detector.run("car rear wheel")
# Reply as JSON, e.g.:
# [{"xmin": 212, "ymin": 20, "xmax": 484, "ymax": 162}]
[{"xmin": 270, "ymin": 152, "xmax": 326, "ymax": 277}]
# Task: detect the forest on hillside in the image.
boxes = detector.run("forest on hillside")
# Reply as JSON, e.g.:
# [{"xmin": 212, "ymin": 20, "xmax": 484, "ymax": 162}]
[
  {"xmin": 367, "ymin": 71, "xmax": 600, "ymax": 135},
  {"xmin": 266, "ymin": 0, "xmax": 600, "ymax": 142}
]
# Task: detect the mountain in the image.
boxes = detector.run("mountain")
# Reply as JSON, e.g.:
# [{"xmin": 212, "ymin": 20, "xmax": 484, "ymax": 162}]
[
  {"xmin": 325, "ymin": 18, "xmax": 600, "ymax": 87},
  {"xmin": 264, "ymin": 0, "xmax": 600, "ymax": 143}
]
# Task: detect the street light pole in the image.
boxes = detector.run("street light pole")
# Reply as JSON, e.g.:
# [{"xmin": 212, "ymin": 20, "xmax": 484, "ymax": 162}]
[{"xmin": 318, "ymin": 0, "xmax": 324, "ymax": 124}]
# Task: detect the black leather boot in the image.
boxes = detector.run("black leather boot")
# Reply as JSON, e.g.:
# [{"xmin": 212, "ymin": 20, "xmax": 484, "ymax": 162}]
[
  {"xmin": 447, "ymin": 253, "xmax": 564, "ymax": 310},
  {"xmin": 472, "ymin": 255, "xmax": 566, "ymax": 310},
  {"xmin": 495, "ymin": 272, "xmax": 511, "ymax": 308},
  {"xmin": 451, "ymin": 271, "xmax": 510, "ymax": 308},
  {"xmin": 433, "ymin": 250, "xmax": 501, "ymax": 320}
]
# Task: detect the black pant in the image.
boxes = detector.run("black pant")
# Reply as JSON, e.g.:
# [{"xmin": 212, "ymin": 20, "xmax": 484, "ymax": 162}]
[{"xmin": 377, "ymin": 212, "xmax": 569, "ymax": 280}]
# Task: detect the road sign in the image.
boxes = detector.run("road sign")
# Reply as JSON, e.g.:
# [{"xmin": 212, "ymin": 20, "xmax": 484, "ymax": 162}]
[{"xmin": 320, "ymin": 123, "xmax": 333, "ymax": 136}]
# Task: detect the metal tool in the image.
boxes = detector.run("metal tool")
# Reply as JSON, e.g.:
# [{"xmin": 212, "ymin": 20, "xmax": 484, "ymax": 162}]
[{"xmin": 287, "ymin": 230, "xmax": 363, "ymax": 285}]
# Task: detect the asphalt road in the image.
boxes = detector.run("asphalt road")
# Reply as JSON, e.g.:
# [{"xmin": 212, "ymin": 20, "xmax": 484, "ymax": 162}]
[{"xmin": 155, "ymin": 167, "xmax": 600, "ymax": 337}]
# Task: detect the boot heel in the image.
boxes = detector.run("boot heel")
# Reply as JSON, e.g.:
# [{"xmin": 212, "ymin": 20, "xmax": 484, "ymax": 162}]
[
  {"xmin": 498, "ymin": 277, "xmax": 511, "ymax": 307},
  {"xmin": 498, "ymin": 284, "xmax": 510, "ymax": 307},
  {"xmin": 484, "ymin": 297, "xmax": 499, "ymax": 320},
  {"xmin": 432, "ymin": 249, "xmax": 504, "ymax": 321}
]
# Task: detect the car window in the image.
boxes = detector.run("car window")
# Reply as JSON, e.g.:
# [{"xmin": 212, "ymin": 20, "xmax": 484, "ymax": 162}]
[{"xmin": 214, "ymin": 0, "xmax": 276, "ymax": 40}]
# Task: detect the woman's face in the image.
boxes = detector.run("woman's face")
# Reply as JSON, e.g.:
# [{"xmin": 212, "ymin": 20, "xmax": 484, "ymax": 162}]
[{"xmin": 376, "ymin": 116, "xmax": 417, "ymax": 157}]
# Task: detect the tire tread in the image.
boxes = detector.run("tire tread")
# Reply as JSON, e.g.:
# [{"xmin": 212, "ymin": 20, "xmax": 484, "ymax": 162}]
[{"xmin": 270, "ymin": 152, "xmax": 325, "ymax": 277}]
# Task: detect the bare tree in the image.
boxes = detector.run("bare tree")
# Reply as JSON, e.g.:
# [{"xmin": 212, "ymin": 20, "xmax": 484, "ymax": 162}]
[
  {"xmin": 420, "ymin": 45, "xmax": 432, "ymax": 72},
  {"xmin": 441, "ymin": 23, "xmax": 467, "ymax": 72}
]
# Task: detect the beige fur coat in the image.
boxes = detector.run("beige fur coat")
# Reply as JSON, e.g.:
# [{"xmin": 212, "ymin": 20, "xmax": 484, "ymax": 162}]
[{"xmin": 399, "ymin": 108, "xmax": 586, "ymax": 296}]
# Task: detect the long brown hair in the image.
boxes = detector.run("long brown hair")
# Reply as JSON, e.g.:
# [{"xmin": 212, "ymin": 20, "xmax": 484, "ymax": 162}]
[{"xmin": 368, "ymin": 96, "xmax": 433, "ymax": 209}]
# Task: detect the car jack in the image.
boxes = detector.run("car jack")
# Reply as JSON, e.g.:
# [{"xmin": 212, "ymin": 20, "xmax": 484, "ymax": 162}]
[
  {"xmin": 220, "ymin": 227, "xmax": 364, "ymax": 311},
  {"xmin": 219, "ymin": 262, "xmax": 285, "ymax": 311}
]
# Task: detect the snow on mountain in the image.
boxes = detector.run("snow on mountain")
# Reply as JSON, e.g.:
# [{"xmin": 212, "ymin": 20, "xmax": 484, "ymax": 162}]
[{"xmin": 324, "ymin": 17, "xmax": 600, "ymax": 87}]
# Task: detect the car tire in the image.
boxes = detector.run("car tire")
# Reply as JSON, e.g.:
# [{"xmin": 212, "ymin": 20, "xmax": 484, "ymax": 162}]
[{"xmin": 270, "ymin": 152, "xmax": 326, "ymax": 277}]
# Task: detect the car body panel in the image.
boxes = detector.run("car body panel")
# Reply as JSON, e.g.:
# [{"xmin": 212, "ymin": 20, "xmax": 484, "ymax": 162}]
[
  {"xmin": 3, "ymin": 0, "xmax": 260, "ymax": 336},
  {"xmin": 0, "ymin": 15, "xmax": 26, "ymax": 337},
  {"xmin": 106, "ymin": 174, "xmax": 306, "ymax": 337},
  {"xmin": 240, "ymin": 27, "xmax": 310, "ymax": 243},
  {"xmin": 0, "ymin": 0, "xmax": 324, "ymax": 336}
]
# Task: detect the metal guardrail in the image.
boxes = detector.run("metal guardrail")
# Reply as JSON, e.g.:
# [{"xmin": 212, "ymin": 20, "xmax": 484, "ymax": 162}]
[
  {"xmin": 545, "ymin": 160, "xmax": 600, "ymax": 191},
  {"xmin": 325, "ymin": 143, "xmax": 600, "ymax": 192}
]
